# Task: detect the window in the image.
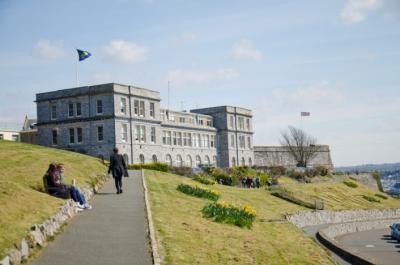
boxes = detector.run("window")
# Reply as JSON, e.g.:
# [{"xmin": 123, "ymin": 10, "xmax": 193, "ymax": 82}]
[
  {"xmin": 231, "ymin": 157, "xmax": 236, "ymax": 167},
  {"xmin": 51, "ymin": 105, "xmax": 57, "ymax": 120},
  {"xmin": 195, "ymin": 155, "xmax": 201, "ymax": 166},
  {"xmin": 139, "ymin": 101, "xmax": 145, "ymax": 117},
  {"xmin": 206, "ymin": 120, "xmax": 212, "ymax": 127},
  {"xmin": 166, "ymin": 131, "xmax": 171, "ymax": 145},
  {"xmin": 165, "ymin": 154, "xmax": 173, "ymax": 166},
  {"xmin": 247, "ymin": 136, "xmax": 251, "ymax": 149},
  {"xmin": 238, "ymin": 117, "xmax": 244, "ymax": 130},
  {"xmin": 52, "ymin": 130, "xmax": 58, "ymax": 145},
  {"xmin": 0, "ymin": 134, "xmax": 3, "ymax": 140},
  {"xmin": 168, "ymin": 112, "xmax": 175, "ymax": 122},
  {"xmin": 12, "ymin": 134, "xmax": 19, "ymax": 141},
  {"xmin": 241, "ymin": 157, "xmax": 245, "ymax": 166},
  {"xmin": 188, "ymin": 133, "xmax": 192, "ymax": 146},
  {"xmin": 139, "ymin": 154, "xmax": 145, "ymax": 164},
  {"xmin": 172, "ymin": 131, "xmax": 177, "ymax": 145},
  {"xmin": 189, "ymin": 118, "xmax": 195, "ymax": 124},
  {"xmin": 239, "ymin": 136, "xmax": 245, "ymax": 148},
  {"xmin": 205, "ymin": 135, "xmax": 210, "ymax": 148},
  {"xmin": 152, "ymin": 155, "xmax": 157, "ymax": 163},
  {"xmin": 151, "ymin": 127, "xmax": 156, "ymax": 144},
  {"xmin": 193, "ymin": 134, "xmax": 198, "ymax": 147},
  {"xmin": 176, "ymin": 155, "xmax": 183, "ymax": 167},
  {"xmin": 177, "ymin": 132, "xmax": 182, "ymax": 146},
  {"xmin": 183, "ymin": 132, "xmax": 187, "ymax": 146},
  {"xmin": 96, "ymin": 100, "xmax": 103, "ymax": 114},
  {"xmin": 122, "ymin": 124, "xmax": 128, "ymax": 142},
  {"xmin": 135, "ymin": 125, "xmax": 139, "ymax": 142},
  {"xmin": 77, "ymin": 128, "xmax": 83, "ymax": 143},
  {"xmin": 179, "ymin": 117, "xmax": 185, "ymax": 123},
  {"xmin": 97, "ymin": 126, "xmax": 104, "ymax": 141},
  {"xmin": 199, "ymin": 119, "xmax": 204, "ymax": 126},
  {"xmin": 150, "ymin": 102, "xmax": 155, "ymax": 118},
  {"xmin": 140, "ymin": 126, "xmax": 146, "ymax": 142},
  {"xmin": 186, "ymin": 155, "xmax": 192, "ymax": 167},
  {"xmin": 229, "ymin": 115, "xmax": 234, "ymax": 128},
  {"xmin": 69, "ymin": 128, "xmax": 75, "ymax": 144},
  {"xmin": 230, "ymin": 134, "xmax": 235, "ymax": 148},
  {"xmin": 211, "ymin": 135, "xmax": 215, "ymax": 148},
  {"xmin": 134, "ymin": 100, "xmax": 139, "ymax": 116},
  {"xmin": 246, "ymin": 118, "xmax": 250, "ymax": 130},
  {"xmin": 76, "ymin": 102, "xmax": 82, "ymax": 116},
  {"xmin": 68, "ymin": 103, "xmax": 74, "ymax": 117},
  {"xmin": 121, "ymin": 98, "xmax": 127, "ymax": 115},
  {"xmin": 248, "ymin": 158, "xmax": 252, "ymax": 167},
  {"xmin": 204, "ymin": 155, "xmax": 210, "ymax": 165}
]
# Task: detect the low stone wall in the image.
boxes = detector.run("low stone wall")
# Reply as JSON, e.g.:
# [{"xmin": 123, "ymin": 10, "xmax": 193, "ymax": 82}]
[
  {"xmin": 0, "ymin": 174, "xmax": 108, "ymax": 265},
  {"xmin": 287, "ymin": 208, "xmax": 400, "ymax": 228}
]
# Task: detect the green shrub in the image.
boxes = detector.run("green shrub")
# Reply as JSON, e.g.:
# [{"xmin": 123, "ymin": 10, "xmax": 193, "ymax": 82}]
[
  {"xmin": 362, "ymin": 195, "xmax": 380, "ymax": 203},
  {"xmin": 177, "ymin": 184, "xmax": 219, "ymax": 201},
  {"xmin": 349, "ymin": 176, "xmax": 358, "ymax": 182},
  {"xmin": 288, "ymin": 170, "xmax": 305, "ymax": 181},
  {"xmin": 170, "ymin": 166, "xmax": 193, "ymax": 177},
  {"xmin": 343, "ymin": 180, "xmax": 358, "ymax": 188},
  {"xmin": 268, "ymin": 166, "xmax": 286, "ymax": 176},
  {"xmin": 127, "ymin": 162, "xmax": 170, "ymax": 172},
  {"xmin": 374, "ymin": 193, "xmax": 388, "ymax": 200},
  {"xmin": 210, "ymin": 168, "xmax": 238, "ymax": 186},
  {"xmin": 193, "ymin": 174, "xmax": 215, "ymax": 185},
  {"xmin": 202, "ymin": 201, "xmax": 256, "ymax": 228}
]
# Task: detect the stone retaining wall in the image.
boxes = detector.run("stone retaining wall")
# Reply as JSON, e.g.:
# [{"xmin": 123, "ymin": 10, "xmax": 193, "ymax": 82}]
[
  {"xmin": 0, "ymin": 174, "xmax": 108, "ymax": 265},
  {"xmin": 287, "ymin": 208, "xmax": 400, "ymax": 228}
]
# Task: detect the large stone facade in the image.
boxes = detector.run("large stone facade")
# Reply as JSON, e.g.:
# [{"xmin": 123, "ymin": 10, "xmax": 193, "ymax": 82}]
[
  {"xmin": 36, "ymin": 83, "xmax": 254, "ymax": 167},
  {"xmin": 253, "ymin": 145, "xmax": 334, "ymax": 170}
]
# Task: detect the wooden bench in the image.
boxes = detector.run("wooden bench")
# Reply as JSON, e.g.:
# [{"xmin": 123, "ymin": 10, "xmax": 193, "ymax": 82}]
[{"xmin": 43, "ymin": 175, "xmax": 71, "ymax": 199}]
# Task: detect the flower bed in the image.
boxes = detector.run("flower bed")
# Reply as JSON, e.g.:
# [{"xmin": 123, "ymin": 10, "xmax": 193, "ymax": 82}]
[
  {"xmin": 193, "ymin": 175, "xmax": 215, "ymax": 185},
  {"xmin": 202, "ymin": 201, "xmax": 256, "ymax": 228},
  {"xmin": 177, "ymin": 184, "xmax": 219, "ymax": 201}
]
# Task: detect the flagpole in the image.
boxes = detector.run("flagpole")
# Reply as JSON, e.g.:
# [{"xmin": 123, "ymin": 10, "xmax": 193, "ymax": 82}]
[{"xmin": 76, "ymin": 58, "xmax": 79, "ymax": 87}]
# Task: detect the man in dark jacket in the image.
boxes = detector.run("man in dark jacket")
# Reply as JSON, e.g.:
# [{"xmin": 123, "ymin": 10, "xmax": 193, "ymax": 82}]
[{"xmin": 108, "ymin": 147, "xmax": 128, "ymax": 194}]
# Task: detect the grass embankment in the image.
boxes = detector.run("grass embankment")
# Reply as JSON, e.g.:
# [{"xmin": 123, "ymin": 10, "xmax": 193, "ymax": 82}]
[
  {"xmin": 0, "ymin": 140, "xmax": 107, "ymax": 257},
  {"xmin": 145, "ymin": 170, "xmax": 335, "ymax": 265},
  {"xmin": 278, "ymin": 177, "xmax": 400, "ymax": 210}
]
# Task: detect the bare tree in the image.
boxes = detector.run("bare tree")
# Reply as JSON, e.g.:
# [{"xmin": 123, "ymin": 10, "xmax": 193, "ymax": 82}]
[{"xmin": 280, "ymin": 126, "xmax": 321, "ymax": 168}]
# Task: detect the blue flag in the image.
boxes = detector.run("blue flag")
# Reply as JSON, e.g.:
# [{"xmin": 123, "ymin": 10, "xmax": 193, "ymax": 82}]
[{"xmin": 77, "ymin": 49, "xmax": 91, "ymax": 61}]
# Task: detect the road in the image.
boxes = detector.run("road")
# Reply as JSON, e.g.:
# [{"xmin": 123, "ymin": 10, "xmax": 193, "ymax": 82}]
[{"xmin": 336, "ymin": 228, "xmax": 400, "ymax": 265}]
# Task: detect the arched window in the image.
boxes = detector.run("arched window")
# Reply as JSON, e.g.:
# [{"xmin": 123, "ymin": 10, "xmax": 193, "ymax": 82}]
[
  {"xmin": 213, "ymin": 156, "xmax": 217, "ymax": 166},
  {"xmin": 204, "ymin": 155, "xmax": 210, "ymax": 165},
  {"xmin": 186, "ymin": 155, "xmax": 192, "ymax": 167},
  {"xmin": 248, "ymin": 158, "xmax": 252, "ymax": 167},
  {"xmin": 241, "ymin": 157, "xmax": 245, "ymax": 166},
  {"xmin": 176, "ymin": 154, "xmax": 183, "ymax": 167},
  {"xmin": 165, "ymin": 154, "xmax": 173, "ymax": 166},
  {"xmin": 123, "ymin": 154, "xmax": 129, "ymax": 164},
  {"xmin": 195, "ymin": 155, "xmax": 201, "ymax": 166},
  {"xmin": 152, "ymin": 154, "xmax": 157, "ymax": 163},
  {"xmin": 231, "ymin": 157, "xmax": 236, "ymax": 167},
  {"xmin": 139, "ymin": 154, "xmax": 145, "ymax": 164}
]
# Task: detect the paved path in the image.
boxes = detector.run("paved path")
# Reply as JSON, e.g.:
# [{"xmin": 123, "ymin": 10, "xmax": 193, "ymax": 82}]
[
  {"xmin": 30, "ymin": 170, "xmax": 152, "ymax": 265},
  {"xmin": 337, "ymin": 228, "xmax": 400, "ymax": 265}
]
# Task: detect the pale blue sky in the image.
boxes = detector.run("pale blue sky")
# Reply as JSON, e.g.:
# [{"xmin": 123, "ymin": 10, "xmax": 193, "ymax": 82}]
[{"xmin": 0, "ymin": 0, "xmax": 399, "ymax": 166}]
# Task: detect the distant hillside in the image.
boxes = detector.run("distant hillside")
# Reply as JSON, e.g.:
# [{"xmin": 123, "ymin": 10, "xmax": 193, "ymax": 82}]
[{"xmin": 336, "ymin": 163, "xmax": 400, "ymax": 173}]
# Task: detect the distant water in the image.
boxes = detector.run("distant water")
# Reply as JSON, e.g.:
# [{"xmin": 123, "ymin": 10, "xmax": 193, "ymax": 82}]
[{"xmin": 381, "ymin": 171, "xmax": 400, "ymax": 195}]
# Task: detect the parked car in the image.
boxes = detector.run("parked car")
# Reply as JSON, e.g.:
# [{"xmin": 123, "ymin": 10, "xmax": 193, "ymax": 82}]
[{"xmin": 390, "ymin": 223, "xmax": 400, "ymax": 241}]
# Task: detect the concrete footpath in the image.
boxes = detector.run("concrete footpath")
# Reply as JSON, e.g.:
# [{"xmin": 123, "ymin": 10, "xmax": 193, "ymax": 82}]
[{"xmin": 30, "ymin": 170, "xmax": 152, "ymax": 265}]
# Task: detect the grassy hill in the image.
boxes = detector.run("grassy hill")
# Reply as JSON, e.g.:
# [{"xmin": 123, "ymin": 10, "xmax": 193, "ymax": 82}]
[
  {"xmin": 145, "ymin": 170, "xmax": 400, "ymax": 265},
  {"xmin": 0, "ymin": 140, "xmax": 107, "ymax": 257}
]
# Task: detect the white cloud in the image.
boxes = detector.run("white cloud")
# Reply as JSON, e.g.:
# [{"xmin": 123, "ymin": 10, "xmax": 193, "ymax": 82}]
[
  {"xmin": 228, "ymin": 39, "xmax": 263, "ymax": 61},
  {"xmin": 167, "ymin": 68, "xmax": 239, "ymax": 87},
  {"xmin": 104, "ymin": 40, "xmax": 148, "ymax": 63},
  {"xmin": 35, "ymin": 39, "xmax": 66, "ymax": 60},
  {"xmin": 341, "ymin": 0, "xmax": 382, "ymax": 23}
]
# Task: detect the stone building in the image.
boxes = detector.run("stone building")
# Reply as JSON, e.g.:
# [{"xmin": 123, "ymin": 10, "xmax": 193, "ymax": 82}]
[
  {"xmin": 20, "ymin": 116, "xmax": 38, "ymax": 144},
  {"xmin": 35, "ymin": 83, "xmax": 254, "ymax": 167}
]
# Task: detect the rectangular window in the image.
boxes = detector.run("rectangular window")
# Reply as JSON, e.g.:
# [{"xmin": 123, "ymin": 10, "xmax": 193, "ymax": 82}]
[
  {"xmin": 238, "ymin": 117, "xmax": 244, "ymax": 130},
  {"xmin": 121, "ymin": 98, "xmax": 127, "ymax": 115},
  {"xmin": 247, "ymin": 136, "xmax": 251, "ymax": 149},
  {"xmin": 246, "ymin": 119, "xmax": 250, "ymax": 130},
  {"xmin": 150, "ymin": 102, "xmax": 155, "ymax": 118},
  {"xmin": 68, "ymin": 103, "xmax": 74, "ymax": 117},
  {"xmin": 229, "ymin": 115, "xmax": 234, "ymax": 128},
  {"xmin": 189, "ymin": 118, "xmax": 195, "ymax": 124},
  {"xmin": 206, "ymin": 120, "xmax": 211, "ymax": 127},
  {"xmin": 177, "ymin": 132, "xmax": 182, "ymax": 146},
  {"xmin": 0, "ymin": 134, "xmax": 3, "ymax": 140},
  {"xmin": 76, "ymin": 102, "xmax": 82, "ymax": 116},
  {"xmin": 140, "ymin": 126, "xmax": 146, "ymax": 142},
  {"xmin": 230, "ymin": 134, "xmax": 235, "ymax": 148},
  {"xmin": 52, "ymin": 130, "xmax": 58, "ymax": 145},
  {"xmin": 97, "ymin": 126, "xmax": 104, "ymax": 141},
  {"xmin": 198, "ymin": 134, "xmax": 201, "ymax": 147},
  {"xmin": 151, "ymin": 127, "xmax": 156, "ymax": 143},
  {"xmin": 193, "ymin": 134, "xmax": 198, "ymax": 147},
  {"xmin": 134, "ymin": 100, "xmax": 139, "ymax": 116},
  {"xmin": 160, "ymin": 110, "xmax": 165, "ymax": 121},
  {"xmin": 121, "ymin": 124, "xmax": 128, "ymax": 142},
  {"xmin": 188, "ymin": 133, "xmax": 192, "ymax": 146},
  {"xmin": 199, "ymin": 119, "xmax": 204, "ymax": 126},
  {"xmin": 179, "ymin": 117, "xmax": 185, "ymax": 123},
  {"xmin": 211, "ymin": 135, "xmax": 215, "ymax": 148},
  {"xmin": 173, "ymin": 131, "xmax": 177, "ymax": 146},
  {"xmin": 69, "ymin": 128, "xmax": 75, "ymax": 144},
  {"xmin": 139, "ymin": 101, "xmax": 145, "ymax": 117},
  {"xmin": 51, "ymin": 105, "xmax": 57, "ymax": 120},
  {"xmin": 12, "ymin": 134, "xmax": 19, "ymax": 141},
  {"xmin": 96, "ymin": 100, "xmax": 103, "ymax": 114},
  {"xmin": 135, "ymin": 125, "xmax": 140, "ymax": 142},
  {"xmin": 183, "ymin": 132, "xmax": 187, "ymax": 146},
  {"xmin": 168, "ymin": 112, "xmax": 175, "ymax": 122},
  {"xmin": 77, "ymin": 128, "xmax": 83, "ymax": 143},
  {"xmin": 166, "ymin": 131, "xmax": 171, "ymax": 145}
]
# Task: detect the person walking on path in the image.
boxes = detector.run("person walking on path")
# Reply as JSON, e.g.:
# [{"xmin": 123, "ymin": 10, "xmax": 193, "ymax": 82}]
[{"xmin": 108, "ymin": 147, "xmax": 128, "ymax": 194}]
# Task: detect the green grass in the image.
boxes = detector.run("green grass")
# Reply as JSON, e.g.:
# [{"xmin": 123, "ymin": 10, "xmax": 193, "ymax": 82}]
[
  {"xmin": 0, "ymin": 140, "xmax": 107, "ymax": 257},
  {"xmin": 145, "ymin": 170, "xmax": 335, "ymax": 265}
]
